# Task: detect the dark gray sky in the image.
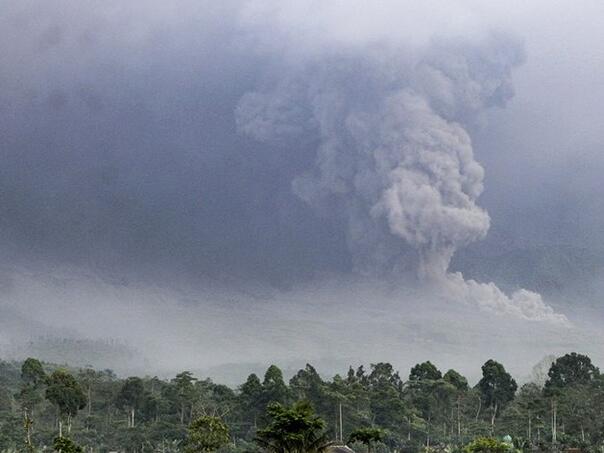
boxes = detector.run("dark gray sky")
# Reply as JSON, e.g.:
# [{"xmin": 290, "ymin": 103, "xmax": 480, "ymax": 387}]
[
  {"xmin": 1, "ymin": 0, "xmax": 603, "ymax": 283},
  {"xmin": 1, "ymin": 0, "xmax": 604, "ymax": 378},
  {"xmin": 0, "ymin": 0, "xmax": 353, "ymax": 286}
]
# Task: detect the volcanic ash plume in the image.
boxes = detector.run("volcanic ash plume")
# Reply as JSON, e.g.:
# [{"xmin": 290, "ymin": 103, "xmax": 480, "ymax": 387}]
[{"xmin": 236, "ymin": 34, "xmax": 569, "ymax": 326}]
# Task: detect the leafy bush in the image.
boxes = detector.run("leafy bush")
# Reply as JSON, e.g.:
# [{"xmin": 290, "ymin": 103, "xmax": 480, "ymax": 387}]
[
  {"xmin": 463, "ymin": 437, "xmax": 512, "ymax": 453},
  {"xmin": 53, "ymin": 436, "xmax": 83, "ymax": 453}
]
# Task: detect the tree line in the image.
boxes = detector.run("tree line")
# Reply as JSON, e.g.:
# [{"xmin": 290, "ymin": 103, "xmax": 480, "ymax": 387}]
[{"xmin": 0, "ymin": 352, "xmax": 603, "ymax": 452}]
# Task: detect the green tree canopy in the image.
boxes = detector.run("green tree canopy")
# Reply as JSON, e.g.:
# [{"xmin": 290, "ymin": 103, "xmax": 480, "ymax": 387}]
[
  {"xmin": 478, "ymin": 360, "xmax": 517, "ymax": 411},
  {"xmin": 348, "ymin": 427, "xmax": 386, "ymax": 453},
  {"xmin": 262, "ymin": 365, "xmax": 290, "ymax": 407},
  {"xmin": 463, "ymin": 437, "xmax": 511, "ymax": 453},
  {"xmin": 365, "ymin": 363, "xmax": 405, "ymax": 432},
  {"xmin": 116, "ymin": 377, "xmax": 148, "ymax": 428},
  {"xmin": 116, "ymin": 377, "xmax": 146, "ymax": 411},
  {"xmin": 173, "ymin": 371, "xmax": 197, "ymax": 424},
  {"xmin": 45, "ymin": 370, "xmax": 86, "ymax": 419},
  {"xmin": 409, "ymin": 361, "xmax": 442, "ymax": 383},
  {"xmin": 443, "ymin": 369, "xmax": 469, "ymax": 391},
  {"xmin": 45, "ymin": 369, "xmax": 86, "ymax": 436},
  {"xmin": 477, "ymin": 360, "xmax": 517, "ymax": 432},
  {"xmin": 186, "ymin": 415, "xmax": 230, "ymax": 453},
  {"xmin": 19, "ymin": 358, "xmax": 46, "ymax": 411},
  {"xmin": 239, "ymin": 373, "xmax": 264, "ymax": 425},
  {"xmin": 290, "ymin": 364, "xmax": 325, "ymax": 401},
  {"xmin": 544, "ymin": 353, "xmax": 599, "ymax": 394},
  {"xmin": 21, "ymin": 358, "xmax": 46, "ymax": 387},
  {"xmin": 255, "ymin": 401, "xmax": 332, "ymax": 453},
  {"xmin": 53, "ymin": 436, "xmax": 84, "ymax": 453}
]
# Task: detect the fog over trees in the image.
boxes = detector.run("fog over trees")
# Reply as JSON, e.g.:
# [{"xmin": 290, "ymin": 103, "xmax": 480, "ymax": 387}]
[{"xmin": 1, "ymin": 353, "xmax": 603, "ymax": 452}]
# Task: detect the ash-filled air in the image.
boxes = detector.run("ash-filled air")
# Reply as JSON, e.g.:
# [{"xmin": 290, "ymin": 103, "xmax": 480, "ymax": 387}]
[{"xmin": 237, "ymin": 34, "xmax": 567, "ymax": 325}]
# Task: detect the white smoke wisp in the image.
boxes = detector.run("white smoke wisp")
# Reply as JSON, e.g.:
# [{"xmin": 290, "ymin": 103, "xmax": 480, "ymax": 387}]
[
  {"xmin": 444, "ymin": 273, "xmax": 570, "ymax": 326},
  {"xmin": 236, "ymin": 35, "xmax": 570, "ymax": 326}
]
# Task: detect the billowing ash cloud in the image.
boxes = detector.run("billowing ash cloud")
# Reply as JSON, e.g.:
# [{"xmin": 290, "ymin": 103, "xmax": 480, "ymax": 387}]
[
  {"xmin": 1, "ymin": 0, "xmax": 599, "ymax": 328},
  {"xmin": 236, "ymin": 34, "xmax": 568, "ymax": 325}
]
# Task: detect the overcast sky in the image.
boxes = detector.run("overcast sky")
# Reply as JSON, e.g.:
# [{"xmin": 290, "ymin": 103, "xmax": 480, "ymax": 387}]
[{"xmin": 1, "ymin": 0, "xmax": 604, "ymax": 377}]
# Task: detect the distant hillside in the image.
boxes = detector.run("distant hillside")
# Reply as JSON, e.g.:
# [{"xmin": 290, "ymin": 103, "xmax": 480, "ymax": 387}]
[
  {"xmin": 1, "ymin": 336, "xmax": 148, "ymax": 375},
  {"xmin": 201, "ymin": 357, "xmax": 358, "ymax": 388}
]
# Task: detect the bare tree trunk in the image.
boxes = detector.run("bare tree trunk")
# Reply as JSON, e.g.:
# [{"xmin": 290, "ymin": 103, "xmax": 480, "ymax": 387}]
[
  {"xmin": 24, "ymin": 408, "xmax": 33, "ymax": 449},
  {"xmin": 551, "ymin": 399, "xmax": 557, "ymax": 444},
  {"xmin": 490, "ymin": 403, "xmax": 498, "ymax": 435},
  {"xmin": 528, "ymin": 409, "xmax": 532, "ymax": 443},
  {"xmin": 475, "ymin": 396, "xmax": 482, "ymax": 422},
  {"xmin": 339, "ymin": 402, "xmax": 343, "ymax": 442},
  {"xmin": 127, "ymin": 408, "xmax": 135, "ymax": 428},
  {"xmin": 457, "ymin": 396, "xmax": 462, "ymax": 440},
  {"xmin": 87, "ymin": 386, "xmax": 92, "ymax": 417},
  {"xmin": 334, "ymin": 408, "xmax": 338, "ymax": 440}
]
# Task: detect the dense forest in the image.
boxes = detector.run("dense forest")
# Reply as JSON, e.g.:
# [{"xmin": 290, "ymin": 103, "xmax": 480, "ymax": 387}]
[{"xmin": 1, "ymin": 353, "xmax": 602, "ymax": 453}]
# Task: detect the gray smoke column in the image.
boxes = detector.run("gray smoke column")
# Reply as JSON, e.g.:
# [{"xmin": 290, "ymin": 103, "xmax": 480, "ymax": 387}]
[{"xmin": 237, "ymin": 33, "xmax": 569, "ymax": 325}]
